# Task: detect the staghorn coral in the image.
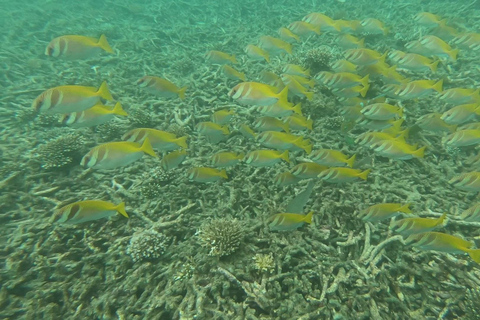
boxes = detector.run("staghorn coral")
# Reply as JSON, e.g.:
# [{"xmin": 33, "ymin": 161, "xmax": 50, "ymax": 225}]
[
  {"xmin": 302, "ymin": 47, "xmax": 333, "ymax": 75},
  {"xmin": 462, "ymin": 288, "xmax": 480, "ymax": 320},
  {"xmin": 196, "ymin": 218, "xmax": 244, "ymax": 257},
  {"xmin": 139, "ymin": 166, "xmax": 174, "ymax": 198},
  {"xmin": 126, "ymin": 228, "xmax": 168, "ymax": 262},
  {"xmin": 33, "ymin": 133, "xmax": 85, "ymax": 169}
]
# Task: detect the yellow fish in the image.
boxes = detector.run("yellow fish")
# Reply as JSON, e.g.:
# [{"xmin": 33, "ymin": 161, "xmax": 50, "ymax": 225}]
[
  {"xmin": 393, "ymin": 79, "xmax": 443, "ymax": 100},
  {"xmin": 281, "ymin": 76, "xmax": 314, "ymax": 100},
  {"xmin": 211, "ymin": 151, "xmax": 244, "ymax": 168},
  {"xmin": 391, "ymin": 213, "xmax": 446, "ymax": 236},
  {"xmin": 137, "ymin": 76, "xmax": 186, "ymax": 100},
  {"xmin": 287, "ymin": 21, "xmax": 321, "ymax": 37},
  {"xmin": 359, "ymin": 18, "xmax": 389, "ymax": 35},
  {"xmin": 259, "ymin": 70, "xmax": 282, "ymax": 86},
  {"xmin": 451, "ymin": 33, "xmax": 480, "ymax": 50},
  {"xmin": 361, "ymin": 103, "xmax": 403, "ymax": 120},
  {"xmin": 290, "ymin": 162, "xmax": 328, "ymax": 179},
  {"xmin": 396, "ymin": 53, "xmax": 439, "ymax": 72},
  {"xmin": 360, "ymin": 203, "xmax": 412, "ymax": 222},
  {"xmin": 413, "ymin": 12, "xmax": 445, "ymax": 28},
  {"xmin": 316, "ymin": 71, "xmax": 369, "ymax": 89},
  {"xmin": 257, "ymin": 102, "xmax": 302, "ymax": 117},
  {"xmin": 318, "ymin": 167, "xmax": 370, "ymax": 183},
  {"xmin": 81, "ymin": 138, "xmax": 157, "ymax": 170},
  {"xmin": 245, "ymin": 44, "xmax": 270, "ymax": 63},
  {"xmin": 405, "ymin": 35, "xmax": 459, "ymax": 61},
  {"xmin": 122, "ymin": 128, "xmax": 187, "ymax": 151},
  {"xmin": 302, "ymin": 12, "xmax": 340, "ymax": 33},
  {"xmin": 442, "ymin": 129, "xmax": 480, "ymax": 147},
  {"xmin": 45, "ymin": 34, "xmax": 114, "ymax": 59},
  {"xmin": 238, "ymin": 124, "xmax": 257, "ymax": 139},
  {"xmin": 371, "ymin": 139, "xmax": 425, "ymax": 160},
  {"xmin": 160, "ymin": 149, "xmax": 187, "ymax": 171},
  {"xmin": 205, "ymin": 50, "xmax": 237, "ymax": 64},
  {"xmin": 439, "ymin": 87, "xmax": 480, "ymax": 105},
  {"xmin": 416, "ymin": 113, "xmax": 457, "ymax": 133},
  {"xmin": 196, "ymin": 122, "xmax": 230, "ymax": 143},
  {"xmin": 330, "ymin": 60, "xmax": 358, "ymax": 73},
  {"xmin": 460, "ymin": 203, "xmax": 480, "ymax": 222},
  {"xmin": 229, "ymin": 82, "xmax": 288, "ymax": 106},
  {"xmin": 284, "ymin": 114, "xmax": 313, "ymax": 131},
  {"xmin": 441, "ymin": 104, "xmax": 480, "ymax": 125},
  {"xmin": 257, "ymin": 131, "xmax": 312, "ymax": 154},
  {"xmin": 269, "ymin": 211, "xmax": 313, "ymax": 231},
  {"xmin": 310, "ymin": 149, "xmax": 356, "ymax": 167},
  {"xmin": 33, "ymin": 81, "xmax": 114, "ymax": 114},
  {"xmin": 51, "ymin": 200, "xmax": 128, "ymax": 224},
  {"xmin": 282, "ymin": 74, "xmax": 314, "ymax": 89},
  {"xmin": 61, "ymin": 102, "xmax": 127, "ymax": 128},
  {"xmin": 337, "ymin": 34, "xmax": 365, "ymax": 49},
  {"xmin": 244, "ymin": 149, "xmax": 289, "ymax": 167},
  {"xmin": 331, "ymin": 85, "xmax": 370, "ymax": 98},
  {"xmin": 221, "ymin": 65, "xmax": 246, "ymax": 82},
  {"xmin": 253, "ymin": 116, "xmax": 290, "ymax": 133},
  {"xmin": 274, "ymin": 172, "xmax": 301, "ymax": 187},
  {"xmin": 258, "ymin": 36, "xmax": 293, "ymax": 55},
  {"xmin": 448, "ymin": 172, "xmax": 480, "ymax": 192},
  {"xmin": 282, "ymin": 64, "xmax": 311, "ymax": 78},
  {"xmin": 355, "ymin": 131, "xmax": 406, "ymax": 147},
  {"xmin": 344, "ymin": 48, "xmax": 387, "ymax": 66},
  {"xmin": 187, "ymin": 167, "xmax": 228, "ymax": 182},
  {"xmin": 278, "ymin": 27, "xmax": 300, "ymax": 43},
  {"xmin": 212, "ymin": 109, "xmax": 236, "ymax": 125}
]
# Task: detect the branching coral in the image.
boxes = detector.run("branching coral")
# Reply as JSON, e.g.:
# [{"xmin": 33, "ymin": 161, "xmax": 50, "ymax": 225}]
[
  {"xmin": 126, "ymin": 228, "xmax": 168, "ymax": 262},
  {"xmin": 196, "ymin": 218, "xmax": 244, "ymax": 257},
  {"xmin": 33, "ymin": 133, "xmax": 85, "ymax": 169}
]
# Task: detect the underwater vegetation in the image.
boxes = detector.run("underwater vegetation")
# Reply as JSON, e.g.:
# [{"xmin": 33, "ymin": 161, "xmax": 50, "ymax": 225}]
[{"xmin": 2, "ymin": 0, "xmax": 480, "ymax": 319}]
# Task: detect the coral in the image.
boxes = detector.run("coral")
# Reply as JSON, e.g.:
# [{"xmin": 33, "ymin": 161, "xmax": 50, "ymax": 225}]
[
  {"xmin": 95, "ymin": 122, "xmax": 124, "ymax": 142},
  {"xmin": 302, "ymin": 47, "xmax": 333, "ymax": 75},
  {"xmin": 196, "ymin": 218, "xmax": 244, "ymax": 257},
  {"xmin": 128, "ymin": 107, "xmax": 159, "ymax": 128},
  {"xmin": 126, "ymin": 228, "xmax": 168, "ymax": 262},
  {"xmin": 324, "ymin": 116, "xmax": 345, "ymax": 130},
  {"xmin": 252, "ymin": 253, "xmax": 275, "ymax": 273},
  {"xmin": 139, "ymin": 167, "xmax": 174, "ymax": 198},
  {"xmin": 33, "ymin": 133, "xmax": 85, "ymax": 169},
  {"xmin": 463, "ymin": 288, "xmax": 480, "ymax": 320},
  {"xmin": 15, "ymin": 108, "xmax": 38, "ymax": 123},
  {"xmin": 35, "ymin": 114, "xmax": 62, "ymax": 127},
  {"xmin": 168, "ymin": 123, "xmax": 187, "ymax": 138}
]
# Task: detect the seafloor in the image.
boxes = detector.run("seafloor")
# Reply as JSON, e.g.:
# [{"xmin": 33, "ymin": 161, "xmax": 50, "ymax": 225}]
[{"xmin": 1, "ymin": 0, "xmax": 480, "ymax": 319}]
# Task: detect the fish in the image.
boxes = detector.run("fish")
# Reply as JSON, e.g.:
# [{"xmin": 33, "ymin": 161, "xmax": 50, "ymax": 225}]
[
  {"xmin": 337, "ymin": 34, "xmax": 365, "ymax": 49},
  {"xmin": 330, "ymin": 60, "xmax": 358, "ymax": 73},
  {"xmin": 361, "ymin": 103, "xmax": 403, "ymax": 121},
  {"xmin": 344, "ymin": 48, "xmax": 387, "ymax": 65},
  {"xmin": 81, "ymin": 138, "xmax": 157, "ymax": 170},
  {"xmin": 253, "ymin": 116, "xmax": 290, "ymax": 133},
  {"xmin": 281, "ymin": 76, "xmax": 314, "ymax": 100},
  {"xmin": 259, "ymin": 71, "xmax": 282, "ymax": 86},
  {"xmin": 282, "ymin": 64, "xmax": 311, "ymax": 78},
  {"xmin": 442, "ymin": 129, "xmax": 480, "ymax": 147},
  {"xmin": 245, "ymin": 44, "xmax": 270, "ymax": 63},
  {"xmin": 32, "ymin": 81, "xmax": 114, "ymax": 114},
  {"xmin": 405, "ymin": 35, "xmax": 459, "ymax": 61},
  {"xmin": 284, "ymin": 114, "xmax": 313, "ymax": 131},
  {"xmin": 393, "ymin": 79, "xmax": 443, "ymax": 100},
  {"xmin": 51, "ymin": 200, "xmax": 128, "ymax": 224},
  {"xmin": 359, "ymin": 18, "xmax": 389, "ymax": 35},
  {"xmin": 438, "ymin": 88, "xmax": 480, "ymax": 105},
  {"xmin": 460, "ymin": 203, "xmax": 480, "ymax": 222},
  {"xmin": 274, "ymin": 172, "xmax": 302, "ymax": 187},
  {"xmin": 416, "ymin": 113, "xmax": 457, "ymax": 133},
  {"xmin": 359, "ymin": 62, "xmax": 406, "ymax": 85},
  {"xmin": 160, "ymin": 149, "xmax": 187, "ymax": 171},
  {"xmin": 278, "ymin": 27, "xmax": 300, "ymax": 43},
  {"xmin": 211, "ymin": 151, "xmax": 244, "ymax": 168},
  {"xmin": 360, "ymin": 203, "xmax": 412, "ymax": 222},
  {"xmin": 45, "ymin": 34, "xmax": 114, "ymax": 59},
  {"xmin": 316, "ymin": 71, "xmax": 369, "ymax": 89},
  {"xmin": 396, "ymin": 53, "xmax": 439, "ymax": 72},
  {"xmin": 137, "ymin": 76, "xmax": 186, "ymax": 100},
  {"xmin": 257, "ymin": 102, "xmax": 302, "ymax": 117},
  {"xmin": 244, "ymin": 149, "xmax": 289, "ymax": 167},
  {"xmin": 448, "ymin": 172, "xmax": 480, "ymax": 191},
  {"xmin": 430, "ymin": 21, "xmax": 460, "ymax": 42},
  {"xmin": 391, "ymin": 213, "xmax": 446, "ymax": 236},
  {"xmin": 205, "ymin": 50, "xmax": 237, "ymax": 64},
  {"xmin": 229, "ymin": 82, "xmax": 288, "ymax": 106},
  {"xmin": 221, "ymin": 65, "xmax": 246, "ymax": 81},
  {"xmin": 258, "ymin": 36, "xmax": 293, "ymax": 55},
  {"xmin": 212, "ymin": 109, "xmax": 236, "ymax": 125},
  {"xmin": 355, "ymin": 131, "xmax": 406, "ymax": 147},
  {"xmin": 331, "ymin": 85, "xmax": 370, "ymax": 98},
  {"xmin": 281, "ymin": 74, "xmax": 315, "ymax": 89},
  {"xmin": 318, "ymin": 167, "xmax": 370, "ymax": 183},
  {"xmin": 257, "ymin": 131, "xmax": 312, "ymax": 154},
  {"xmin": 336, "ymin": 19, "xmax": 362, "ymax": 33},
  {"xmin": 187, "ymin": 167, "xmax": 228, "ymax": 183},
  {"xmin": 122, "ymin": 128, "xmax": 188, "ymax": 151},
  {"xmin": 287, "ymin": 21, "xmax": 321, "ymax": 37},
  {"xmin": 310, "ymin": 149, "xmax": 356, "ymax": 167},
  {"xmin": 371, "ymin": 139, "xmax": 425, "ymax": 160},
  {"xmin": 461, "ymin": 122, "xmax": 480, "ymax": 131},
  {"xmin": 356, "ymin": 117, "xmax": 403, "ymax": 131},
  {"xmin": 387, "ymin": 50, "xmax": 407, "ymax": 64},
  {"xmin": 451, "ymin": 33, "xmax": 480, "ymax": 51},
  {"xmin": 269, "ymin": 211, "xmax": 313, "ymax": 231},
  {"xmin": 290, "ymin": 162, "xmax": 328, "ymax": 179},
  {"xmin": 61, "ymin": 101, "xmax": 127, "ymax": 128},
  {"xmin": 238, "ymin": 124, "xmax": 257, "ymax": 139},
  {"xmin": 302, "ymin": 12, "xmax": 340, "ymax": 33},
  {"xmin": 413, "ymin": 12, "xmax": 445, "ymax": 28},
  {"xmin": 441, "ymin": 104, "xmax": 480, "ymax": 125},
  {"xmin": 196, "ymin": 121, "xmax": 230, "ymax": 143}
]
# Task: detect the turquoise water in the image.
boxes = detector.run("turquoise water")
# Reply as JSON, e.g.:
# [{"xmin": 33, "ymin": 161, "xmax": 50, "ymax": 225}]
[{"xmin": 1, "ymin": 0, "xmax": 480, "ymax": 319}]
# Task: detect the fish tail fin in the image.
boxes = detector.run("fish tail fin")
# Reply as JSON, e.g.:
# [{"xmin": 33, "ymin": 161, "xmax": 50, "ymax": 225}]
[
  {"xmin": 237, "ymin": 152, "xmax": 246, "ymax": 160},
  {"xmin": 221, "ymin": 125, "xmax": 230, "ymax": 135},
  {"xmin": 302, "ymin": 141, "xmax": 313, "ymax": 154},
  {"xmin": 115, "ymin": 202, "xmax": 129, "ymax": 218},
  {"xmin": 264, "ymin": 52, "xmax": 271, "ymax": 63},
  {"xmin": 414, "ymin": 146, "xmax": 426, "ymax": 158},
  {"xmin": 437, "ymin": 212, "xmax": 447, "ymax": 225},
  {"xmin": 346, "ymin": 154, "xmax": 356, "ymax": 168},
  {"xmin": 281, "ymin": 150, "xmax": 290, "ymax": 163},
  {"xmin": 178, "ymin": 86, "xmax": 187, "ymax": 100},
  {"xmin": 285, "ymin": 43, "xmax": 293, "ymax": 55},
  {"xmin": 449, "ymin": 48, "xmax": 459, "ymax": 61},
  {"xmin": 467, "ymin": 249, "xmax": 480, "ymax": 264},
  {"xmin": 283, "ymin": 123, "xmax": 290, "ymax": 134},
  {"xmin": 231, "ymin": 55, "xmax": 238, "ymax": 64},
  {"xmin": 293, "ymin": 103, "xmax": 303, "ymax": 116},
  {"xmin": 400, "ymin": 203, "xmax": 412, "ymax": 214},
  {"xmin": 429, "ymin": 60, "xmax": 439, "ymax": 73},
  {"xmin": 398, "ymin": 107, "xmax": 404, "ymax": 118},
  {"xmin": 278, "ymin": 85, "xmax": 289, "ymax": 103},
  {"xmin": 112, "ymin": 102, "xmax": 128, "ymax": 116},
  {"xmin": 239, "ymin": 72, "xmax": 246, "ymax": 81},
  {"xmin": 176, "ymin": 136, "xmax": 188, "ymax": 149},
  {"xmin": 433, "ymin": 79, "xmax": 443, "ymax": 92},
  {"xmin": 359, "ymin": 38, "xmax": 365, "ymax": 47},
  {"xmin": 98, "ymin": 34, "xmax": 114, "ymax": 54},
  {"xmin": 449, "ymin": 124, "xmax": 458, "ymax": 133},
  {"xmin": 314, "ymin": 26, "xmax": 321, "ymax": 35},
  {"xmin": 383, "ymin": 27, "xmax": 390, "ymax": 36},
  {"xmin": 306, "ymin": 118, "xmax": 313, "ymax": 130},
  {"xmin": 304, "ymin": 211, "xmax": 314, "ymax": 224},
  {"xmin": 220, "ymin": 169, "xmax": 228, "ymax": 179},
  {"xmin": 97, "ymin": 81, "xmax": 114, "ymax": 101},
  {"xmin": 305, "ymin": 90, "xmax": 314, "ymax": 101},
  {"xmin": 361, "ymin": 74, "xmax": 370, "ymax": 87},
  {"xmin": 398, "ymin": 128, "xmax": 409, "ymax": 140},
  {"xmin": 140, "ymin": 137, "xmax": 158, "ymax": 158},
  {"xmin": 359, "ymin": 169, "xmax": 371, "ymax": 180},
  {"xmin": 360, "ymin": 84, "xmax": 370, "ymax": 97},
  {"xmin": 392, "ymin": 118, "xmax": 404, "ymax": 131}
]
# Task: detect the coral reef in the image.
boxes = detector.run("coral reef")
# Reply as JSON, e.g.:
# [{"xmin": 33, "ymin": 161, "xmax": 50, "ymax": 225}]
[
  {"xmin": 32, "ymin": 133, "xmax": 85, "ymax": 169},
  {"xmin": 301, "ymin": 47, "xmax": 333, "ymax": 75},
  {"xmin": 196, "ymin": 218, "xmax": 244, "ymax": 257},
  {"xmin": 126, "ymin": 228, "xmax": 168, "ymax": 262}
]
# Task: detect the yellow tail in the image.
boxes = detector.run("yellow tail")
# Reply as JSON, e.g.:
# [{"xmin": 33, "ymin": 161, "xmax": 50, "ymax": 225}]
[
  {"xmin": 98, "ymin": 34, "xmax": 114, "ymax": 54},
  {"xmin": 293, "ymin": 103, "xmax": 303, "ymax": 116},
  {"xmin": 400, "ymin": 203, "xmax": 412, "ymax": 214},
  {"xmin": 429, "ymin": 60, "xmax": 439, "ymax": 73},
  {"xmin": 302, "ymin": 141, "xmax": 313, "ymax": 154},
  {"xmin": 112, "ymin": 102, "xmax": 128, "ymax": 116},
  {"xmin": 115, "ymin": 202, "xmax": 129, "ymax": 218},
  {"xmin": 449, "ymin": 48, "xmax": 459, "ymax": 61},
  {"xmin": 346, "ymin": 154, "xmax": 356, "ymax": 168},
  {"xmin": 467, "ymin": 248, "xmax": 480, "ymax": 264},
  {"xmin": 304, "ymin": 90, "xmax": 314, "ymax": 101},
  {"xmin": 433, "ymin": 79, "xmax": 443, "ymax": 92},
  {"xmin": 303, "ymin": 211, "xmax": 314, "ymax": 224},
  {"xmin": 178, "ymin": 86, "xmax": 187, "ymax": 100},
  {"xmin": 176, "ymin": 136, "xmax": 188, "ymax": 149},
  {"xmin": 306, "ymin": 118, "xmax": 313, "ymax": 130},
  {"xmin": 278, "ymin": 85, "xmax": 289, "ymax": 103},
  {"xmin": 360, "ymin": 84, "xmax": 370, "ymax": 97},
  {"xmin": 219, "ymin": 169, "xmax": 228, "ymax": 179},
  {"xmin": 281, "ymin": 150, "xmax": 290, "ymax": 163},
  {"xmin": 359, "ymin": 168, "xmax": 371, "ymax": 180},
  {"xmin": 414, "ymin": 146, "xmax": 426, "ymax": 158},
  {"xmin": 141, "ymin": 137, "xmax": 158, "ymax": 158},
  {"xmin": 97, "ymin": 81, "xmax": 114, "ymax": 101},
  {"xmin": 361, "ymin": 74, "xmax": 370, "ymax": 87}
]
